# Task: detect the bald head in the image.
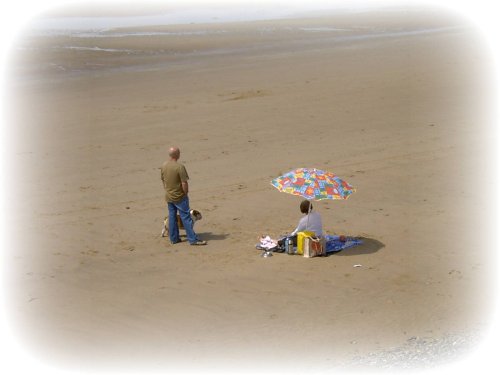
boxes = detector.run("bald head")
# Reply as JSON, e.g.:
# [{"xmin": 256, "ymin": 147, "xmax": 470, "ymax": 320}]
[{"xmin": 168, "ymin": 147, "xmax": 180, "ymax": 160}]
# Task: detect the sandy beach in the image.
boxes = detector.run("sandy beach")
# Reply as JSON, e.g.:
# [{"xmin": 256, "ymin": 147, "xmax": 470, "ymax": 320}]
[{"xmin": 2, "ymin": 6, "xmax": 497, "ymax": 373}]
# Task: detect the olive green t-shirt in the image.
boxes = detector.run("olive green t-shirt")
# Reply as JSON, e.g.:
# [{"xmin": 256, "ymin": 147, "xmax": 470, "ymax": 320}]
[{"xmin": 161, "ymin": 160, "xmax": 189, "ymax": 202}]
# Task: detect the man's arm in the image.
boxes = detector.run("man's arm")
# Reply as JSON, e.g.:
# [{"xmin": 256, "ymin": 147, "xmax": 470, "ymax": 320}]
[{"xmin": 179, "ymin": 164, "xmax": 190, "ymax": 195}]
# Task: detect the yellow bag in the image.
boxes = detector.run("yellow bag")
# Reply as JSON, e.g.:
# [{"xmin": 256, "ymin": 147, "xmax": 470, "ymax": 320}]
[{"xmin": 297, "ymin": 231, "xmax": 315, "ymax": 255}]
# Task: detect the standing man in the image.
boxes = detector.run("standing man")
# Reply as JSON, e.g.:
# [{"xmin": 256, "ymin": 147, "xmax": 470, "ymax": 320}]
[{"xmin": 161, "ymin": 147, "xmax": 206, "ymax": 246}]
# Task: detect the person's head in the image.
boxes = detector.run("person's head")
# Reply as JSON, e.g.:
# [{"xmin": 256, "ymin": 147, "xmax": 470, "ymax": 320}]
[
  {"xmin": 300, "ymin": 200, "xmax": 312, "ymax": 214},
  {"xmin": 168, "ymin": 146, "xmax": 180, "ymax": 160}
]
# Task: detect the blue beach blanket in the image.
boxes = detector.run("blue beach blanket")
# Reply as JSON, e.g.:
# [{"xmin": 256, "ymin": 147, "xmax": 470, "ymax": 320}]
[{"xmin": 325, "ymin": 235, "xmax": 363, "ymax": 253}]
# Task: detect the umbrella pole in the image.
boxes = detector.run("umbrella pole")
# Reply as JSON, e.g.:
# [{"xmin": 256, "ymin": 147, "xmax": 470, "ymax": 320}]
[{"xmin": 306, "ymin": 199, "xmax": 312, "ymax": 230}]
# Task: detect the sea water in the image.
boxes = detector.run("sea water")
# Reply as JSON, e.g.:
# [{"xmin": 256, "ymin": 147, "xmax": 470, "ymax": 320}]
[{"xmin": 26, "ymin": 1, "xmax": 399, "ymax": 33}]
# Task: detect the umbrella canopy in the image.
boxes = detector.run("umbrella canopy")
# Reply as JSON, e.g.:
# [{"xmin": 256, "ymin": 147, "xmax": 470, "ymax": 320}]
[{"xmin": 271, "ymin": 168, "xmax": 355, "ymax": 201}]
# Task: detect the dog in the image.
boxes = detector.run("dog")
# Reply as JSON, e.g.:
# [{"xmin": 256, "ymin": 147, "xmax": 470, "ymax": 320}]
[{"xmin": 161, "ymin": 209, "xmax": 202, "ymax": 237}]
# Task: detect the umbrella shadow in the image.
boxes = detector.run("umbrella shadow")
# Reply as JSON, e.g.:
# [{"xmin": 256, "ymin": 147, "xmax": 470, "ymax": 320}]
[{"xmin": 330, "ymin": 237, "xmax": 385, "ymax": 256}]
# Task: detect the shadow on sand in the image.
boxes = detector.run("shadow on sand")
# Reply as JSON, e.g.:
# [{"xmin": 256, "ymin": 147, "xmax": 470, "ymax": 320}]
[
  {"xmin": 329, "ymin": 237, "xmax": 385, "ymax": 256},
  {"xmin": 194, "ymin": 232, "xmax": 230, "ymax": 241}
]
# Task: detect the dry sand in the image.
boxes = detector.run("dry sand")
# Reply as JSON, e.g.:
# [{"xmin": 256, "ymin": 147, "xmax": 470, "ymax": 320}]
[{"xmin": 2, "ymin": 7, "xmax": 497, "ymax": 374}]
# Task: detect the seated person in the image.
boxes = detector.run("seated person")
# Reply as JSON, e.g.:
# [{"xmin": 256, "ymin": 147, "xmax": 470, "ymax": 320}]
[
  {"xmin": 291, "ymin": 200, "xmax": 323, "ymax": 237},
  {"xmin": 279, "ymin": 200, "xmax": 323, "ymax": 248}
]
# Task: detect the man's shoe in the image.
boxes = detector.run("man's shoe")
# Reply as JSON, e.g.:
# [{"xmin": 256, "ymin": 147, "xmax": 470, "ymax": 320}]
[
  {"xmin": 190, "ymin": 240, "xmax": 207, "ymax": 246},
  {"xmin": 170, "ymin": 239, "xmax": 182, "ymax": 245}
]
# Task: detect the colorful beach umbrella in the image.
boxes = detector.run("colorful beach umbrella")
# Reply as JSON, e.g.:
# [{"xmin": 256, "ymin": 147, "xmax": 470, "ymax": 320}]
[{"xmin": 271, "ymin": 168, "xmax": 355, "ymax": 201}]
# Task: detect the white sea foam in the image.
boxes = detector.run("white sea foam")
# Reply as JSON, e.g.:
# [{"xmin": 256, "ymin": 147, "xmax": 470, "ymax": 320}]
[
  {"xmin": 298, "ymin": 27, "xmax": 350, "ymax": 32},
  {"xmin": 56, "ymin": 46, "xmax": 135, "ymax": 53},
  {"xmin": 33, "ymin": 29, "xmax": 228, "ymax": 38}
]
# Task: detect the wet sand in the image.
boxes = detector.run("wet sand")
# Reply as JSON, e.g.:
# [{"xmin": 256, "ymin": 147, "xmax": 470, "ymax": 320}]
[{"xmin": 2, "ymin": 8, "xmax": 497, "ymax": 373}]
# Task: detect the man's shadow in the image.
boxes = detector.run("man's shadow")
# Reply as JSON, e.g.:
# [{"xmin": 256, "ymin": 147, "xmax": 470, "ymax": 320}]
[
  {"xmin": 186, "ymin": 232, "xmax": 229, "ymax": 241},
  {"xmin": 329, "ymin": 237, "xmax": 384, "ymax": 256}
]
